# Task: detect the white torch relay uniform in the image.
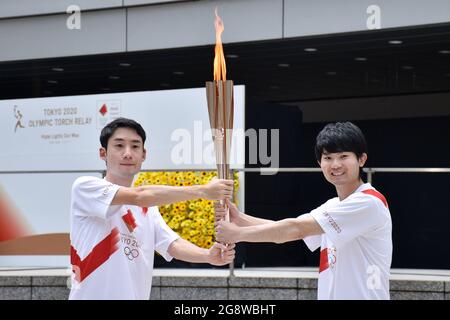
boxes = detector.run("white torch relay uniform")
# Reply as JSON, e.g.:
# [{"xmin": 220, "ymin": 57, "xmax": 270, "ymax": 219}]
[
  {"xmin": 302, "ymin": 183, "xmax": 392, "ymax": 300},
  {"xmin": 69, "ymin": 176, "xmax": 180, "ymax": 300}
]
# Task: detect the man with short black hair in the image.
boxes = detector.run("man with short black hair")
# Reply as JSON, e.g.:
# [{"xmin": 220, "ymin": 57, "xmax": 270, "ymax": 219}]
[
  {"xmin": 216, "ymin": 122, "xmax": 392, "ymax": 300},
  {"xmin": 70, "ymin": 117, "xmax": 235, "ymax": 300}
]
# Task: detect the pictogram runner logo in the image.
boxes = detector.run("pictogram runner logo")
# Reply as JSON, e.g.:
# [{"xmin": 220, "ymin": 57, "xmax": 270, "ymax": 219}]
[{"xmin": 13, "ymin": 105, "xmax": 25, "ymax": 133}]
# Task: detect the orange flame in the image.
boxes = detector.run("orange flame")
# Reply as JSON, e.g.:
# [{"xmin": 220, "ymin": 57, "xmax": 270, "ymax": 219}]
[{"xmin": 213, "ymin": 8, "xmax": 226, "ymax": 81}]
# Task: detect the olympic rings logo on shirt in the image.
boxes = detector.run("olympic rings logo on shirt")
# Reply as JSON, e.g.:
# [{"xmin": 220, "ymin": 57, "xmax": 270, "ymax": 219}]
[{"xmin": 124, "ymin": 246, "xmax": 139, "ymax": 260}]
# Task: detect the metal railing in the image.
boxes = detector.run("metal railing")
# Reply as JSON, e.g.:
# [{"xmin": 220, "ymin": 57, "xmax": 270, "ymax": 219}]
[
  {"xmin": 243, "ymin": 167, "xmax": 450, "ymax": 184},
  {"xmin": 2, "ymin": 167, "xmax": 450, "ymax": 175}
]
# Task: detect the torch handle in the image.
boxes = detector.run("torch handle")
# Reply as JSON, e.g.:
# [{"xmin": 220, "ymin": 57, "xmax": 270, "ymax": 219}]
[{"xmin": 218, "ymin": 199, "xmax": 230, "ymax": 222}]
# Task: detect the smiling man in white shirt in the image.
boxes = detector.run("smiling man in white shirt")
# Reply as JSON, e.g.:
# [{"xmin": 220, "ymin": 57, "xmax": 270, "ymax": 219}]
[
  {"xmin": 69, "ymin": 118, "xmax": 235, "ymax": 300},
  {"xmin": 216, "ymin": 122, "xmax": 392, "ymax": 300}
]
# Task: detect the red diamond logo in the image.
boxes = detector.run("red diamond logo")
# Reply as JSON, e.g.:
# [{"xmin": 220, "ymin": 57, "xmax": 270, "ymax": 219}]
[
  {"xmin": 99, "ymin": 104, "xmax": 108, "ymax": 116},
  {"xmin": 122, "ymin": 209, "xmax": 137, "ymax": 233}
]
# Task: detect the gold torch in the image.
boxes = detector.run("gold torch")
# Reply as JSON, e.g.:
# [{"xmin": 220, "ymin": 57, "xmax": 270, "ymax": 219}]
[{"xmin": 206, "ymin": 9, "xmax": 234, "ymax": 228}]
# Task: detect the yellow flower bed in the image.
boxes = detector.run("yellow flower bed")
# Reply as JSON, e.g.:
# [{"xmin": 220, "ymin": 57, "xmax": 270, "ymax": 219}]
[{"xmin": 133, "ymin": 171, "xmax": 239, "ymax": 248}]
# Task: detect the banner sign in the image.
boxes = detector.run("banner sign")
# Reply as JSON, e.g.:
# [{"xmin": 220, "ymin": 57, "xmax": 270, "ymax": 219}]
[{"xmin": 0, "ymin": 86, "xmax": 245, "ymax": 171}]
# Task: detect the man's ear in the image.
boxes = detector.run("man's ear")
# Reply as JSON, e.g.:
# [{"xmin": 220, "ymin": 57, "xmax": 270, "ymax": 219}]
[
  {"xmin": 359, "ymin": 153, "xmax": 368, "ymax": 167},
  {"xmin": 142, "ymin": 148, "xmax": 147, "ymax": 161},
  {"xmin": 99, "ymin": 147, "xmax": 107, "ymax": 161}
]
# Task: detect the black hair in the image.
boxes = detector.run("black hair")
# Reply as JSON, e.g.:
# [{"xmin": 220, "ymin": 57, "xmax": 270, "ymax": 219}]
[
  {"xmin": 315, "ymin": 122, "xmax": 367, "ymax": 162},
  {"xmin": 100, "ymin": 117, "xmax": 146, "ymax": 149}
]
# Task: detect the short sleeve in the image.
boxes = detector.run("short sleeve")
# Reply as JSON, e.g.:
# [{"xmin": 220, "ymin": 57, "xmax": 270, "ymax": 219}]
[
  {"xmin": 151, "ymin": 207, "xmax": 180, "ymax": 261},
  {"xmin": 71, "ymin": 176, "xmax": 120, "ymax": 219},
  {"xmin": 303, "ymin": 234, "xmax": 322, "ymax": 252},
  {"xmin": 298, "ymin": 205, "xmax": 326, "ymax": 252},
  {"xmin": 310, "ymin": 193, "xmax": 385, "ymax": 248}
]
